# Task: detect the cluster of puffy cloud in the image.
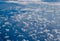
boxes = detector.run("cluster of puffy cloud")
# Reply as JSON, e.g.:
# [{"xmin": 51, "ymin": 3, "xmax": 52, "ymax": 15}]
[
  {"xmin": 0, "ymin": 0, "xmax": 41, "ymax": 1},
  {"xmin": 0, "ymin": 0, "xmax": 60, "ymax": 2},
  {"xmin": 42, "ymin": 0, "xmax": 60, "ymax": 2}
]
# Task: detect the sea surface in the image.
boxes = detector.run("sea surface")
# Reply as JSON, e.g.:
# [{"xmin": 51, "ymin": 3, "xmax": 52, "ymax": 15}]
[{"xmin": 0, "ymin": 1, "xmax": 60, "ymax": 41}]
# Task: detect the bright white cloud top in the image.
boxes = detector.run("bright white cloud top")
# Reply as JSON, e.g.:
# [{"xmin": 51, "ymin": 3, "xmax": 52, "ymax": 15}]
[{"xmin": 5, "ymin": 1, "xmax": 60, "ymax": 5}]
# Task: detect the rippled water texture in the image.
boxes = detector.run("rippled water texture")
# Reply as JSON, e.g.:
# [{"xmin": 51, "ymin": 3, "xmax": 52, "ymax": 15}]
[{"xmin": 0, "ymin": 1, "xmax": 60, "ymax": 41}]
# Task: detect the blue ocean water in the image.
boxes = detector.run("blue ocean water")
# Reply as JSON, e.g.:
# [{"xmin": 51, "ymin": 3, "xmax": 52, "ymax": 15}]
[
  {"xmin": 0, "ymin": 0, "xmax": 60, "ymax": 2},
  {"xmin": 0, "ymin": 1, "xmax": 60, "ymax": 41}
]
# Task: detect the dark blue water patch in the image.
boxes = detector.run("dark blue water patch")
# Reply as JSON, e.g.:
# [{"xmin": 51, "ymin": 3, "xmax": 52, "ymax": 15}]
[{"xmin": 0, "ymin": 1, "xmax": 26, "ymax": 10}]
